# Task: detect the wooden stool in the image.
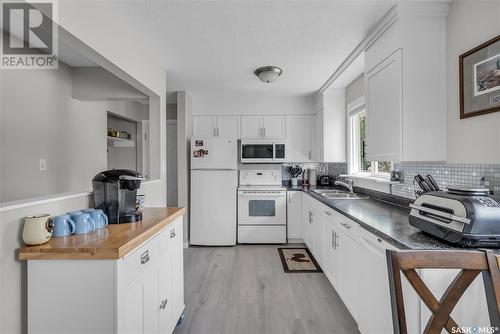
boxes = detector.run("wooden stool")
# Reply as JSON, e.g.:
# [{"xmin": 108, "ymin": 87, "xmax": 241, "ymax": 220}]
[{"xmin": 386, "ymin": 249, "xmax": 499, "ymax": 334}]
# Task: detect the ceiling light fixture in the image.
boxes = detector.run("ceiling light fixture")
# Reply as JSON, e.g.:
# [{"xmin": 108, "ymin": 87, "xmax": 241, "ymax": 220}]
[{"xmin": 254, "ymin": 66, "xmax": 283, "ymax": 83}]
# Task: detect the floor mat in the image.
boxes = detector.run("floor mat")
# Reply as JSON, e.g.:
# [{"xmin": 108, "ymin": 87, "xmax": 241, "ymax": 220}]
[{"xmin": 277, "ymin": 247, "xmax": 322, "ymax": 273}]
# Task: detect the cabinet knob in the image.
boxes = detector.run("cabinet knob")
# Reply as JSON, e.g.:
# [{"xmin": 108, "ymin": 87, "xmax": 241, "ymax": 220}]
[
  {"xmin": 160, "ymin": 299, "xmax": 168, "ymax": 309},
  {"xmin": 170, "ymin": 229, "xmax": 176, "ymax": 238},
  {"xmin": 140, "ymin": 250, "xmax": 150, "ymax": 264},
  {"xmin": 324, "ymin": 211, "xmax": 332, "ymax": 216}
]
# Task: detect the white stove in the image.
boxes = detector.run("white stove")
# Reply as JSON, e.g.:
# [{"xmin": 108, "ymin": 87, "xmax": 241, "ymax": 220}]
[{"xmin": 237, "ymin": 170, "xmax": 287, "ymax": 244}]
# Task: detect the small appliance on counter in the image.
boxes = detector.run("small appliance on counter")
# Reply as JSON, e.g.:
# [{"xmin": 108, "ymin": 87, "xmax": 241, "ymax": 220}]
[
  {"xmin": 92, "ymin": 169, "xmax": 144, "ymax": 224},
  {"xmin": 317, "ymin": 175, "xmax": 332, "ymax": 186},
  {"xmin": 409, "ymin": 186, "xmax": 500, "ymax": 247},
  {"xmin": 22, "ymin": 214, "xmax": 53, "ymax": 245}
]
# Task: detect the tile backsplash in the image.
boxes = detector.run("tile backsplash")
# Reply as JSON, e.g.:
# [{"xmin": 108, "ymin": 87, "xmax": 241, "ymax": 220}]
[
  {"xmin": 281, "ymin": 162, "xmax": 348, "ymax": 181},
  {"xmin": 391, "ymin": 162, "xmax": 500, "ymax": 199}
]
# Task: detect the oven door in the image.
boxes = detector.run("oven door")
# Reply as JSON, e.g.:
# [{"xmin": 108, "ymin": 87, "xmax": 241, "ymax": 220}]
[
  {"xmin": 238, "ymin": 190, "xmax": 287, "ymax": 225},
  {"xmin": 241, "ymin": 143, "xmax": 274, "ymax": 163}
]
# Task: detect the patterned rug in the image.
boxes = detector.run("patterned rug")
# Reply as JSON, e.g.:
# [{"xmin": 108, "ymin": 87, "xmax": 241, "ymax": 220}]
[{"xmin": 277, "ymin": 248, "xmax": 322, "ymax": 273}]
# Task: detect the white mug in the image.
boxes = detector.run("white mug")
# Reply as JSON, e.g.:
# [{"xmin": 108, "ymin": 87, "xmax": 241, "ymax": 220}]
[{"xmin": 22, "ymin": 214, "xmax": 53, "ymax": 245}]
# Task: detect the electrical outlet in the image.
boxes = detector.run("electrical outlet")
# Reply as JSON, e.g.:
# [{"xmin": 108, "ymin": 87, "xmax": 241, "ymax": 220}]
[{"xmin": 39, "ymin": 159, "xmax": 47, "ymax": 171}]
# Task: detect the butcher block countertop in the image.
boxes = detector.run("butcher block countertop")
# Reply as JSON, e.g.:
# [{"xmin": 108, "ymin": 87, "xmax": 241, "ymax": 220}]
[{"xmin": 18, "ymin": 207, "xmax": 185, "ymax": 260}]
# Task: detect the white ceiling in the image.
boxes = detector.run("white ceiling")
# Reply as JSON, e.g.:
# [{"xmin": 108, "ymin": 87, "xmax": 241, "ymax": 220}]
[{"xmin": 60, "ymin": 1, "xmax": 394, "ymax": 96}]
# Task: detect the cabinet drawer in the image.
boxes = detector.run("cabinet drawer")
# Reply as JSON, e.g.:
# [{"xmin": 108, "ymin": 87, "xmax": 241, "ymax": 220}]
[
  {"xmin": 159, "ymin": 218, "xmax": 183, "ymax": 255},
  {"xmin": 120, "ymin": 235, "xmax": 159, "ymax": 288}
]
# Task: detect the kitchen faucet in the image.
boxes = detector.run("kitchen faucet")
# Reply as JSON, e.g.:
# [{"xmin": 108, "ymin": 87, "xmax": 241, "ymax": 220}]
[{"xmin": 334, "ymin": 178, "xmax": 354, "ymax": 193}]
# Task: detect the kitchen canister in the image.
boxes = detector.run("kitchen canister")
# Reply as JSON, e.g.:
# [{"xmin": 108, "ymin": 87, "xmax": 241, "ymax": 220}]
[{"xmin": 22, "ymin": 214, "xmax": 53, "ymax": 245}]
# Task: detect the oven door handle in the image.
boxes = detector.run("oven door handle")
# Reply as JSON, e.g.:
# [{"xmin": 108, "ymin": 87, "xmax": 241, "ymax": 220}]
[
  {"xmin": 409, "ymin": 204, "xmax": 471, "ymax": 225},
  {"xmin": 238, "ymin": 192, "xmax": 287, "ymax": 197}
]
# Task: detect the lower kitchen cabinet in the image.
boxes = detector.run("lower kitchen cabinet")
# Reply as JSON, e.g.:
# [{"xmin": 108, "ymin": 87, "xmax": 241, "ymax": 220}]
[
  {"xmin": 301, "ymin": 195, "xmax": 420, "ymax": 334},
  {"xmin": 302, "ymin": 199, "xmax": 314, "ymax": 249},
  {"xmin": 27, "ymin": 217, "xmax": 185, "ymax": 334},
  {"xmin": 322, "ymin": 216, "xmax": 341, "ymax": 288},
  {"xmin": 287, "ymin": 191, "xmax": 303, "ymax": 240}
]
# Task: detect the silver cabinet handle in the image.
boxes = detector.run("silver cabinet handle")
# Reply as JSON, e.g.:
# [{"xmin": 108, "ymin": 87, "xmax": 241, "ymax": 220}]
[
  {"xmin": 341, "ymin": 222, "xmax": 351, "ymax": 230},
  {"xmin": 170, "ymin": 228, "xmax": 176, "ymax": 238},
  {"xmin": 213, "ymin": 127, "xmax": 217, "ymax": 136},
  {"xmin": 324, "ymin": 211, "xmax": 332, "ymax": 216},
  {"xmin": 140, "ymin": 250, "xmax": 150, "ymax": 264},
  {"xmin": 217, "ymin": 128, "xmax": 220, "ymax": 136},
  {"xmin": 335, "ymin": 232, "xmax": 339, "ymax": 249},
  {"xmin": 308, "ymin": 210, "xmax": 313, "ymax": 223},
  {"xmin": 263, "ymin": 127, "xmax": 266, "ymax": 137},
  {"xmin": 331, "ymin": 230, "xmax": 335, "ymax": 248},
  {"xmin": 308, "ymin": 150, "xmax": 312, "ymax": 160},
  {"xmin": 160, "ymin": 299, "xmax": 168, "ymax": 309}
]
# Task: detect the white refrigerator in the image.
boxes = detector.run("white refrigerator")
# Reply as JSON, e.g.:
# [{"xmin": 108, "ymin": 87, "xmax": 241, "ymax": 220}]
[{"xmin": 190, "ymin": 137, "xmax": 238, "ymax": 245}]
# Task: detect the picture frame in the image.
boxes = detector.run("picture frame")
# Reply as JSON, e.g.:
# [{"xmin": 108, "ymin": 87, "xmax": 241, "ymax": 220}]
[{"xmin": 459, "ymin": 34, "xmax": 500, "ymax": 119}]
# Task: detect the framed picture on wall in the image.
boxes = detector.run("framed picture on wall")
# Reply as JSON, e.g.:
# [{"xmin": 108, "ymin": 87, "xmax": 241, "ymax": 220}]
[{"xmin": 459, "ymin": 34, "xmax": 500, "ymax": 119}]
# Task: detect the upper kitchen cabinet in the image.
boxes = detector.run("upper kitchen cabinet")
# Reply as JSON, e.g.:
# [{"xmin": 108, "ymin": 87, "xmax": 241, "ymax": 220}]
[
  {"xmin": 364, "ymin": 2, "xmax": 449, "ymax": 162},
  {"xmin": 192, "ymin": 115, "xmax": 240, "ymax": 139},
  {"xmin": 241, "ymin": 115, "xmax": 285, "ymax": 140},
  {"xmin": 286, "ymin": 115, "xmax": 312, "ymax": 162},
  {"xmin": 312, "ymin": 93, "xmax": 346, "ymax": 162}
]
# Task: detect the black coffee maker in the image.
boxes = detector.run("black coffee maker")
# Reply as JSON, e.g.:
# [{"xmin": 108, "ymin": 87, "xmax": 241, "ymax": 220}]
[{"xmin": 92, "ymin": 169, "xmax": 144, "ymax": 224}]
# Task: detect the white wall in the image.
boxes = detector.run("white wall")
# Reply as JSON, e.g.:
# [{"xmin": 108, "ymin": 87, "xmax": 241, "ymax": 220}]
[
  {"xmin": 190, "ymin": 92, "xmax": 315, "ymax": 115},
  {"xmin": 0, "ymin": 3, "xmax": 168, "ymax": 333},
  {"xmin": 177, "ymin": 92, "xmax": 192, "ymax": 243},
  {"xmin": 446, "ymin": 0, "xmax": 500, "ymax": 163},
  {"xmin": 72, "ymin": 67, "xmax": 147, "ymax": 101},
  {"xmin": 0, "ymin": 63, "xmax": 150, "ymax": 203},
  {"xmin": 1, "ymin": 63, "xmax": 107, "ymax": 203}
]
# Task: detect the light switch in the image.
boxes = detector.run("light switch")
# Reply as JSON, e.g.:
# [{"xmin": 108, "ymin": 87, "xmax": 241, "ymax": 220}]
[{"xmin": 39, "ymin": 159, "xmax": 47, "ymax": 171}]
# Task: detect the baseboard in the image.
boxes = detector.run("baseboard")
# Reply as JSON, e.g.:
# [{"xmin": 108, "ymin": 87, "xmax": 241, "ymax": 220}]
[{"xmin": 287, "ymin": 238, "xmax": 304, "ymax": 244}]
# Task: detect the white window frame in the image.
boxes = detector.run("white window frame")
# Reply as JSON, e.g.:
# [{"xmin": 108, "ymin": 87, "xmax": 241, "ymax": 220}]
[{"xmin": 347, "ymin": 97, "xmax": 392, "ymax": 179}]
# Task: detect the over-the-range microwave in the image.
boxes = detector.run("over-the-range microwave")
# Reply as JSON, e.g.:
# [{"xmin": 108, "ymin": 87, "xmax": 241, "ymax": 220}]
[{"xmin": 240, "ymin": 141, "xmax": 286, "ymax": 163}]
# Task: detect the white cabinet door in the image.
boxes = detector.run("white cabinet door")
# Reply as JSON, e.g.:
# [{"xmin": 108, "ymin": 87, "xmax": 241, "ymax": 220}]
[
  {"xmin": 158, "ymin": 255, "xmax": 173, "ymax": 334},
  {"xmin": 323, "ymin": 219, "xmax": 340, "ymax": 288},
  {"xmin": 217, "ymin": 116, "xmax": 240, "ymax": 139},
  {"xmin": 312, "ymin": 111, "xmax": 324, "ymax": 162},
  {"xmin": 262, "ymin": 115, "xmax": 285, "ymax": 139},
  {"xmin": 122, "ymin": 268, "xmax": 159, "ymax": 334},
  {"xmin": 312, "ymin": 208, "xmax": 325, "ymax": 265},
  {"xmin": 365, "ymin": 49, "xmax": 402, "ymax": 162},
  {"xmin": 170, "ymin": 222, "xmax": 184, "ymax": 325},
  {"xmin": 193, "ymin": 115, "xmax": 217, "ymax": 138},
  {"xmin": 337, "ymin": 221, "xmax": 360, "ymax": 318},
  {"xmin": 286, "ymin": 115, "xmax": 312, "ymax": 162},
  {"xmin": 302, "ymin": 204, "xmax": 314, "ymax": 249},
  {"xmin": 287, "ymin": 191, "xmax": 302, "ymax": 240},
  {"xmin": 241, "ymin": 116, "xmax": 263, "ymax": 139},
  {"xmin": 356, "ymin": 231, "xmax": 395, "ymax": 334}
]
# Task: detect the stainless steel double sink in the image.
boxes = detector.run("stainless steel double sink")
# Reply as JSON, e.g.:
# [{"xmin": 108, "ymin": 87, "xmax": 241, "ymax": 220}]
[{"xmin": 312, "ymin": 189, "xmax": 369, "ymax": 200}]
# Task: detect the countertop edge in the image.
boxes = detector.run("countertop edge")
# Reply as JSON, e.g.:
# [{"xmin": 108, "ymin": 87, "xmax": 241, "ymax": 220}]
[
  {"xmin": 18, "ymin": 207, "xmax": 186, "ymax": 261},
  {"xmin": 300, "ymin": 190, "xmax": 411, "ymax": 250}
]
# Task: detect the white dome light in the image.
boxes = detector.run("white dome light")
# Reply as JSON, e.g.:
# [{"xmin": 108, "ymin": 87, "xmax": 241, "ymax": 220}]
[{"xmin": 254, "ymin": 66, "xmax": 283, "ymax": 83}]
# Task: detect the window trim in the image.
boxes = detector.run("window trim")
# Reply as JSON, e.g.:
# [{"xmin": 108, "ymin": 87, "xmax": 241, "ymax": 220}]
[{"xmin": 347, "ymin": 98, "xmax": 392, "ymax": 180}]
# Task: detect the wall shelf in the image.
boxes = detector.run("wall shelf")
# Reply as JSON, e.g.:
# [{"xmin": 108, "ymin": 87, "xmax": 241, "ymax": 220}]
[{"xmin": 107, "ymin": 136, "xmax": 135, "ymax": 148}]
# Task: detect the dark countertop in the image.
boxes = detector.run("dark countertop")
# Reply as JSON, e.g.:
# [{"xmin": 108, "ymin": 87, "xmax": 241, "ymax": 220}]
[{"xmin": 286, "ymin": 185, "xmax": 455, "ymax": 250}]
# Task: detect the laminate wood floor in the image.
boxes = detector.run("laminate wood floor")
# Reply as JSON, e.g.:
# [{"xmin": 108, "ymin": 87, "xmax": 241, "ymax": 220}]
[{"xmin": 173, "ymin": 245, "xmax": 360, "ymax": 334}]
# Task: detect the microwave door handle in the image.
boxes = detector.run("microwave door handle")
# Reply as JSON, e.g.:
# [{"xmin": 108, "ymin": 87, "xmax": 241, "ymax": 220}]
[{"xmin": 409, "ymin": 204, "xmax": 471, "ymax": 224}]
